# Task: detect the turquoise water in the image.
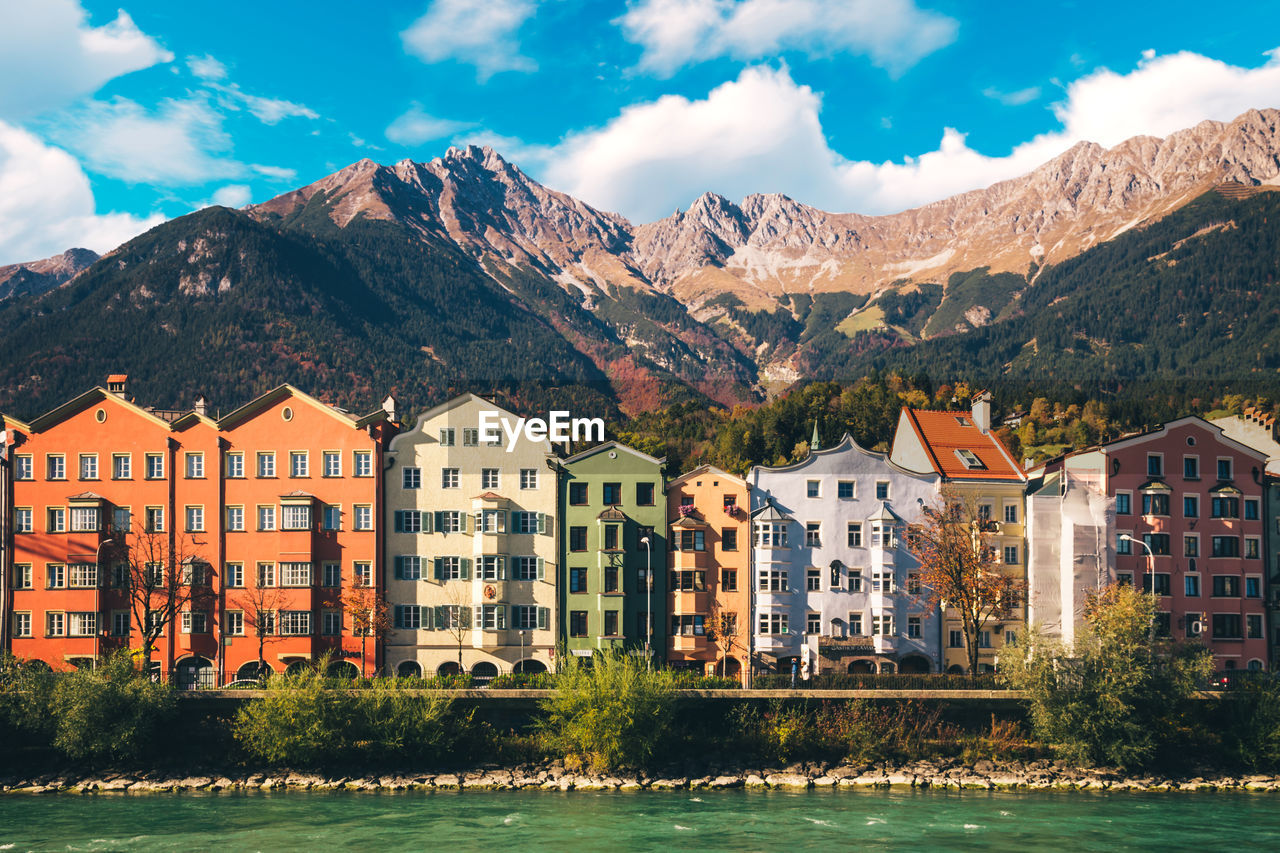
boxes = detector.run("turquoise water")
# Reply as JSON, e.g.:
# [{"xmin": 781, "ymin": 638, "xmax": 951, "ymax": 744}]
[{"xmin": 2, "ymin": 788, "xmax": 1277, "ymax": 851}]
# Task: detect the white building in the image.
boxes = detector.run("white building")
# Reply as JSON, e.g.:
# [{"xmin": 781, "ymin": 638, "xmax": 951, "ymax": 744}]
[{"xmin": 748, "ymin": 435, "xmax": 941, "ymax": 675}]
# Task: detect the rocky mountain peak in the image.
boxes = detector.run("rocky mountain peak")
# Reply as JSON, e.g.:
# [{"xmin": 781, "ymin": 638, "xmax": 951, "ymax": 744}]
[{"xmin": 0, "ymin": 247, "xmax": 100, "ymax": 301}]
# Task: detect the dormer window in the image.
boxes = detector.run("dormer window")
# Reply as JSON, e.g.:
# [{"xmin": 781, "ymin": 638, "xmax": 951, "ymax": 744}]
[
  {"xmin": 954, "ymin": 416, "xmax": 972, "ymax": 427},
  {"xmin": 954, "ymin": 448, "xmax": 985, "ymax": 469}
]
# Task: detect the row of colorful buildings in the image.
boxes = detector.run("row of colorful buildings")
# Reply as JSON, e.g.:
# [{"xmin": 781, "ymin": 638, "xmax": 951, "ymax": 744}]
[{"xmin": 1, "ymin": 378, "xmax": 1276, "ymax": 686}]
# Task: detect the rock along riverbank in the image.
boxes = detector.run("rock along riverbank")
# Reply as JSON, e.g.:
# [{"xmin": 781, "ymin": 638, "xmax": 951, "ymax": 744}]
[{"xmin": 5, "ymin": 759, "xmax": 1280, "ymax": 795}]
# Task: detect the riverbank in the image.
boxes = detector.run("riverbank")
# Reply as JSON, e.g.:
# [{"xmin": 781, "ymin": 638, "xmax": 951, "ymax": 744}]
[{"xmin": 6, "ymin": 758, "xmax": 1280, "ymax": 795}]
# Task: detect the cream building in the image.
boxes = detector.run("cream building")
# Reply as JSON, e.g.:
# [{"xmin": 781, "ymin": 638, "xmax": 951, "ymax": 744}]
[{"xmin": 384, "ymin": 394, "xmax": 557, "ymax": 681}]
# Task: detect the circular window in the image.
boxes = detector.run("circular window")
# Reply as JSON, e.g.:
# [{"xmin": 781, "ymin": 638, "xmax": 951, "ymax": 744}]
[
  {"xmin": 608, "ymin": 451, "xmax": 617, "ymax": 459},
  {"xmin": 281, "ymin": 406, "xmax": 293, "ymax": 421},
  {"xmin": 95, "ymin": 408, "xmax": 107, "ymax": 423},
  {"xmin": 1187, "ymin": 436, "xmax": 1196, "ymax": 446}
]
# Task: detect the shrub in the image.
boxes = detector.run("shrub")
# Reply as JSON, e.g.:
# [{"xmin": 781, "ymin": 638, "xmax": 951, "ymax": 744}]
[
  {"xmin": 1217, "ymin": 676, "xmax": 1280, "ymax": 770},
  {"xmin": 49, "ymin": 652, "xmax": 177, "ymax": 764},
  {"xmin": 0, "ymin": 655, "xmax": 57, "ymax": 757},
  {"xmin": 670, "ymin": 672, "xmax": 740, "ymax": 690},
  {"xmin": 539, "ymin": 651, "xmax": 676, "ymax": 772},
  {"xmin": 489, "ymin": 672, "xmax": 557, "ymax": 689}
]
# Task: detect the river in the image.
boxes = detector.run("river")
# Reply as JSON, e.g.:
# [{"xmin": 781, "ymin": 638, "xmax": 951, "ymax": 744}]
[{"xmin": 2, "ymin": 788, "xmax": 1275, "ymax": 851}]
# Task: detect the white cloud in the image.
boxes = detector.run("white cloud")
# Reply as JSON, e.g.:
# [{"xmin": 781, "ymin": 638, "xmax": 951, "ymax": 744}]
[
  {"xmin": 535, "ymin": 49, "xmax": 1280, "ymax": 223},
  {"xmin": 402, "ymin": 0, "xmax": 537, "ymax": 80},
  {"xmin": 209, "ymin": 82, "xmax": 319, "ymax": 125},
  {"xmin": 0, "ymin": 120, "xmax": 162, "ymax": 263},
  {"xmin": 250, "ymin": 164, "xmax": 298, "ymax": 181},
  {"xmin": 210, "ymin": 184, "xmax": 251, "ymax": 208},
  {"xmin": 0, "ymin": 0, "xmax": 171, "ymax": 119},
  {"xmin": 983, "ymin": 86, "xmax": 1041, "ymax": 106},
  {"xmin": 618, "ymin": 0, "xmax": 957, "ymax": 78},
  {"xmin": 386, "ymin": 104, "xmax": 474, "ymax": 146},
  {"xmin": 186, "ymin": 53, "xmax": 227, "ymax": 81}
]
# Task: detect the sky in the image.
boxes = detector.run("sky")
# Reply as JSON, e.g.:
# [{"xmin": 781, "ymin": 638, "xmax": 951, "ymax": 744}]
[{"xmin": 2, "ymin": 0, "xmax": 1280, "ymax": 265}]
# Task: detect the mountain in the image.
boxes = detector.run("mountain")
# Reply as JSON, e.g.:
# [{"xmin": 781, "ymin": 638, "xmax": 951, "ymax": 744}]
[{"xmin": 0, "ymin": 248, "xmax": 98, "ymax": 301}]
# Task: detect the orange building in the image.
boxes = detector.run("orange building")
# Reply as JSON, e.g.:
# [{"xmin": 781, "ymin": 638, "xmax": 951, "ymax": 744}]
[
  {"xmin": 665, "ymin": 466, "xmax": 751, "ymax": 683},
  {"xmin": 0, "ymin": 379, "xmax": 395, "ymax": 686}
]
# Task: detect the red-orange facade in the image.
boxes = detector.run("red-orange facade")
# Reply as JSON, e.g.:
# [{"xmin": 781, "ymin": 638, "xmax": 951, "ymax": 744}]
[{"xmin": 0, "ymin": 381, "xmax": 394, "ymax": 685}]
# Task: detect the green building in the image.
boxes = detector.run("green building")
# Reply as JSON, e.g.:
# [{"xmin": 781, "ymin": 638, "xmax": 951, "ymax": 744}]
[{"xmin": 557, "ymin": 442, "xmax": 667, "ymax": 663}]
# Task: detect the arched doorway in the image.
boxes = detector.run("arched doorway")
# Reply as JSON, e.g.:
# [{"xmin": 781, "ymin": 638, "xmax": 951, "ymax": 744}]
[
  {"xmin": 327, "ymin": 660, "xmax": 359, "ymax": 680},
  {"xmin": 899, "ymin": 655, "xmax": 931, "ymax": 674},
  {"xmin": 722, "ymin": 657, "xmax": 742, "ymax": 679},
  {"xmin": 514, "ymin": 659, "xmax": 547, "ymax": 674},
  {"xmin": 879, "ymin": 662, "xmax": 896, "ymax": 674},
  {"xmin": 397, "ymin": 660, "xmax": 423, "ymax": 678},
  {"xmin": 236, "ymin": 661, "xmax": 272, "ymax": 681},
  {"xmin": 1248, "ymin": 659, "xmax": 1264, "ymax": 671},
  {"xmin": 176, "ymin": 656, "xmax": 215, "ymax": 690},
  {"xmin": 472, "ymin": 661, "xmax": 499, "ymax": 687},
  {"xmin": 437, "ymin": 661, "xmax": 461, "ymax": 676},
  {"xmin": 946, "ymin": 664, "xmax": 965, "ymax": 675},
  {"xmin": 847, "ymin": 659, "xmax": 876, "ymax": 674},
  {"xmin": 284, "ymin": 660, "xmax": 311, "ymax": 676}
]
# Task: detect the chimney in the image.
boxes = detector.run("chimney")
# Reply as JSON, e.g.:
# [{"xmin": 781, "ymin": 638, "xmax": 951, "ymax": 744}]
[
  {"xmin": 972, "ymin": 390, "xmax": 992, "ymax": 434},
  {"xmin": 106, "ymin": 374, "xmax": 128, "ymax": 396},
  {"xmin": 194, "ymin": 395, "xmax": 209, "ymax": 417},
  {"xmin": 382, "ymin": 394, "xmax": 398, "ymax": 423}
]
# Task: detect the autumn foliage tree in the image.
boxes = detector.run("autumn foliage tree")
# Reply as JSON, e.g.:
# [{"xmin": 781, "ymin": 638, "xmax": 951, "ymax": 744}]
[{"xmin": 908, "ymin": 490, "xmax": 1024, "ymax": 678}]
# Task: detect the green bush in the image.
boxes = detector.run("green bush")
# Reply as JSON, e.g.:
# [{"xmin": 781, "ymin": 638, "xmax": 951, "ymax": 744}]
[
  {"xmin": 1217, "ymin": 676, "xmax": 1280, "ymax": 770},
  {"xmin": 49, "ymin": 652, "xmax": 177, "ymax": 764},
  {"xmin": 539, "ymin": 651, "xmax": 676, "ymax": 772},
  {"xmin": 489, "ymin": 672, "xmax": 557, "ymax": 689},
  {"xmin": 669, "ymin": 672, "xmax": 741, "ymax": 690},
  {"xmin": 0, "ymin": 655, "xmax": 57, "ymax": 756}
]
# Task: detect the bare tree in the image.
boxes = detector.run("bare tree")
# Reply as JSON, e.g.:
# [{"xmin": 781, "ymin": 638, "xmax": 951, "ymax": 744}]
[
  {"xmin": 908, "ymin": 489, "xmax": 1024, "ymax": 679},
  {"xmin": 341, "ymin": 579, "xmax": 389, "ymax": 677},
  {"xmin": 241, "ymin": 570, "xmax": 287, "ymax": 680},
  {"xmin": 705, "ymin": 600, "xmax": 746, "ymax": 679},
  {"xmin": 116, "ymin": 522, "xmax": 213, "ymax": 679},
  {"xmin": 436, "ymin": 579, "xmax": 473, "ymax": 675}
]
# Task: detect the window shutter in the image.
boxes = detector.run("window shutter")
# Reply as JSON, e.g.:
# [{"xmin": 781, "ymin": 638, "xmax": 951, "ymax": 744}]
[
  {"xmin": 498, "ymin": 606, "xmax": 507, "ymax": 629},
  {"xmin": 422, "ymin": 511, "xmax": 433, "ymax": 534},
  {"xmin": 498, "ymin": 556, "xmax": 507, "ymax": 580},
  {"xmin": 434, "ymin": 511, "xmax": 443, "ymax": 533},
  {"xmin": 434, "ymin": 605, "xmax": 446, "ymax": 629},
  {"xmin": 394, "ymin": 512, "xmax": 404, "ymax": 534},
  {"xmin": 536, "ymin": 557, "xmax": 545, "ymax": 581},
  {"xmin": 537, "ymin": 606, "xmax": 548, "ymax": 630},
  {"xmin": 433, "ymin": 558, "xmax": 443, "ymax": 581},
  {"xmin": 393, "ymin": 606, "xmax": 404, "ymax": 629},
  {"xmin": 538, "ymin": 513, "xmax": 548, "ymax": 534},
  {"xmin": 461, "ymin": 557, "xmax": 471, "ymax": 580},
  {"xmin": 420, "ymin": 605, "xmax": 432, "ymax": 630},
  {"xmin": 394, "ymin": 556, "xmax": 405, "ymax": 580},
  {"xmin": 498, "ymin": 511, "xmax": 507, "ymax": 533},
  {"xmin": 461, "ymin": 511, "xmax": 470, "ymax": 534}
]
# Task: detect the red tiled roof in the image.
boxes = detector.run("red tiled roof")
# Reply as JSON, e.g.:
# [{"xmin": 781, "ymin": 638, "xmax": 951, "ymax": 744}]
[
  {"xmin": 107, "ymin": 374, "xmax": 128, "ymax": 383},
  {"xmin": 903, "ymin": 408, "xmax": 1025, "ymax": 481}
]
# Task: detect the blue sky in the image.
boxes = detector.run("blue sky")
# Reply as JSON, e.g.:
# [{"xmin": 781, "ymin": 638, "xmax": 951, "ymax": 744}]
[{"xmin": 2, "ymin": 0, "xmax": 1279, "ymax": 265}]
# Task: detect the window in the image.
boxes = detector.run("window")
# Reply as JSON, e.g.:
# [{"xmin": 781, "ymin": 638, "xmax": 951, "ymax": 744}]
[
  {"xmin": 226, "ymin": 506, "xmax": 245, "ymax": 532},
  {"xmin": 112, "ymin": 506, "xmax": 131, "ymax": 533},
  {"xmin": 12, "ymin": 564, "xmax": 32, "ymax": 589},
  {"xmin": 1142, "ymin": 493, "xmax": 1169, "ymax": 515},
  {"xmin": 837, "ymin": 481, "xmax": 854, "ymax": 499},
  {"xmin": 806, "ymin": 568, "xmax": 821, "ymax": 591},
  {"xmin": 508, "ymin": 511, "xmax": 533, "ymax": 534},
  {"xmin": 1245, "ymin": 499, "xmax": 1260, "ymax": 520},
  {"xmin": 463, "ymin": 427, "xmax": 478, "ymax": 446},
  {"xmin": 400, "ymin": 466, "xmax": 422, "ymax": 490},
  {"xmin": 353, "ymin": 451, "xmax": 373, "ymax": 477},
  {"xmin": 107, "ymin": 610, "xmax": 129, "ymax": 637},
  {"xmin": 353, "ymin": 562, "xmax": 372, "ymax": 586},
  {"xmin": 1183, "ymin": 456, "xmax": 1199, "ymax": 479},
  {"xmin": 46, "ymin": 612, "xmax": 65, "ymax": 637},
  {"xmin": 1003, "ymin": 545, "xmax": 1019, "ymax": 565},
  {"xmin": 721, "ymin": 569, "xmax": 737, "ymax": 591},
  {"xmin": 1115, "ymin": 493, "xmax": 1131, "ymax": 515},
  {"xmin": 322, "ymin": 562, "xmax": 341, "ymax": 588},
  {"xmin": 441, "ymin": 468, "xmax": 459, "ymax": 489},
  {"xmin": 721, "ymin": 528, "xmax": 738, "ymax": 551},
  {"xmin": 872, "ymin": 571, "xmax": 895, "ymax": 593},
  {"xmin": 68, "ymin": 563, "xmax": 97, "ymax": 588},
  {"xmin": 1247, "ymin": 614, "xmax": 1264, "ymax": 639},
  {"xmin": 805, "ymin": 522, "xmax": 821, "ymax": 547},
  {"xmin": 226, "ymin": 563, "xmax": 244, "ymax": 588},
  {"xmin": 394, "ymin": 605, "xmax": 422, "ymax": 630},
  {"xmin": 871, "ymin": 523, "xmax": 894, "ymax": 549},
  {"xmin": 185, "ymin": 506, "xmax": 205, "ymax": 532},
  {"xmin": 1116, "ymin": 534, "xmax": 1132, "ymax": 555},
  {"xmin": 281, "ymin": 504, "xmax": 311, "ymax": 530},
  {"xmin": 908, "ymin": 616, "xmax": 922, "ymax": 638},
  {"xmin": 1147, "ymin": 454, "xmax": 1163, "ymax": 477},
  {"xmin": 569, "ymin": 482, "xmax": 588, "ymax": 505},
  {"xmin": 848, "ymin": 613, "xmax": 863, "ymax": 635},
  {"xmin": 144, "ymin": 506, "xmax": 164, "ymax": 533},
  {"xmin": 806, "ymin": 613, "xmax": 821, "ymax": 634},
  {"xmin": 47, "ymin": 454, "xmax": 66, "ymax": 480},
  {"xmin": 353, "ymin": 505, "xmax": 373, "ymax": 530},
  {"xmin": 12, "ymin": 613, "xmax": 32, "ymax": 638},
  {"xmin": 514, "ymin": 556, "xmax": 541, "ymax": 581},
  {"xmin": 675, "ymin": 529, "xmax": 705, "ymax": 551},
  {"xmin": 1185, "ymin": 574, "xmax": 1200, "ymax": 597},
  {"xmin": 1212, "ymin": 575, "xmax": 1240, "ymax": 597},
  {"xmin": 289, "ymin": 452, "xmax": 308, "ymax": 478},
  {"xmin": 569, "ymin": 566, "xmax": 587, "ymax": 593},
  {"xmin": 1184, "ymin": 535, "xmax": 1199, "ymax": 557},
  {"xmin": 1153, "ymin": 612, "xmax": 1171, "ymax": 638},
  {"xmin": 68, "ymin": 612, "xmax": 98, "ymax": 637},
  {"xmin": 145, "ymin": 453, "xmax": 164, "ymax": 479},
  {"xmin": 1246, "ymin": 538, "xmax": 1260, "ymax": 559},
  {"xmin": 322, "ymin": 506, "xmax": 341, "ymax": 531},
  {"xmin": 322, "ymin": 451, "xmax": 341, "ymax": 477},
  {"xmin": 636, "ymin": 482, "xmax": 655, "ymax": 506},
  {"xmin": 1183, "ymin": 496, "xmax": 1199, "ymax": 518},
  {"xmin": 602, "ymin": 482, "xmax": 621, "ymax": 505},
  {"xmin": 257, "ymin": 506, "xmax": 276, "ymax": 531},
  {"xmin": 723, "ymin": 494, "xmax": 738, "ymax": 512},
  {"xmin": 755, "ymin": 522, "xmax": 788, "ymax": 548},
  {"xmin": 873, "ymin": 614, "xmax": 896, "ymax": 636},
  {"xmin": 520, "ymin": 468, "xmax": 538, "ymax": 489},
  {"xmin": 477, "ymin": 556, "xmax": 504, "ymax": 581},
  {"xmin": 977, "ymin": 629, "xmax": 992, "ymax": 648},
  {"xmin": 1246, "ymin": 576, "xmax": 1261, "ymax": 598},
  {"xmin": 1212, "ymin": 613, "xmax": 1242, "ymax": 639},
  {"xmin": 602, "ymin": 610, "xmax": 619, "ymax": 636},
  {"xmin": 79, "ymin": 454, "xmax": 98, "ymax": 480},
  {"xmin": 225, "ymin": 453, "xmax": 244, "ymax": 478},
  {"xmin": 281, "ymin": 562, "xmax": 313, "ymax": 587},
  {"xmin": 111, "ymin": 454, "xmax": 131, "ymax": 479},
  {"xmin": 1142, "ymin": 573, "xmax": 1171, "ymax": 595},
  {"xmin": 603, "ymin": 524, "xmax": 619, "ymax": 551},
  {"xmin": 1141, "ymin": 533, "xmax": 1169, "ymax": 555},
  {"xmin": 759, "ymin": 569, "xmax": 786, "ymax": 592},
  {"xmin": 1004, "ymin": 504, "xmax": 1018, "ymax": 524},
  {"xmin": 185, "ymin": 452, "xmax": 204, "ymax": 479},
  {"xmin": 955, "ymin": 448, "xmax": 985, "ymax": 469},
  {"xmin": 569, "ymin": 526, "xmax": 587, "ymax": 551},
  {"xmin": 1218, "ymin": 458, "xmax": 1233, "ymax": 481},
  {"xmin": 181, "ymin": 611, "xmax": 208, "ymax": 634},
  {"xmin": 907, "ymin": 573, "xmax": 922, "ymax": 594},
  {"xmin": 280, "ymin": 611, "xmax": 312, "ymax": 636},
  {"xmin": 434, "ymin": 556, "xmax": 463, "ymax": 581},
  {"xmin": 671, "ymin": 614, "xmax": 706, "ymax": 636},
  {"xmin": 394, "ymin": 510, "xmax": 421, "ymax": 533},
  {"xmin": 47, "ymin": 507, "xmax": 65, "ymax": 533},
  {"xmin": 14, "ymin": 455, "xmax": 32, "ymax": 480},
  {"xmin": 146, "ymin": 563, "xmax": 165, "ymax": 586},
  {"xmin": 1212, "ymin": 496, "xmax": 1240, "ymax": 518},
  {"xmin": 482, "ymin": 468, "xmax": 499, "ymax": 490},
  {"xmin": 478, "ymin": 509, "xmax": 505, "ymax": 534},
  {"xmin": 1211, "ymin": 536, "xmax": 1240, "ymax": 558},
  {"xmin": 70, "ymin": 506, "xmax": 98, "ymax": 532},
  {"xmin": 439, "ymin": 428, "xmax": 455, "ymax": 447},
  {"xmin": 758, "ymin": 613, "xmax": 788, "ymax": 635},
  {"xmin": 256, "ymin": 452, "xmax": 275, "ymax": 478},
  {"xmin": 806, "ymin": 480, "xmax": 820, "ymax": 498},
  {"xmin": 875, "ymin": 481, "xmax": 890, "ymax": 500},
  {"xmin": 637, "ymin": 526, "xmax": 654, "ymax": 551},
  {"xmin": 847, "ymin": 569, "xmax": 862, "ymax": 592},
  {"xmin": 569, "ymin": 611, "xmax": 588, "ymax": 637},
  {"xmin": 949, "ymin": 630, "xmax": 964, "ymax": 648}
]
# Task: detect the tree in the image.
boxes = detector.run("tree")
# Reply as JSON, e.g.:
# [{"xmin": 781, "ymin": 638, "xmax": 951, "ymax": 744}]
[
  {"xmin": 242, "ymin": 571, "xmax": 287, "ymax": 680},
  {"xmin": 1001, "ymin": 583, "xmax": 1213, "ymax": 768},
  {"xmin": 705, "ymin": 601, "xmax": 746, "ymax": 679},
  {"xmin": 341, "ymin": 579, "xmax": 389, "ymax": 677},
  {"xmin": 115, "ymin": 523, "xmax": 214, "ymax": 680},
  {"xmin": 908, "ymin": 489, "xmax": 1024, "ymax": 678},
  {"xmin": 434, "ymin": 579, "xmax": 473, "ymax": 675}
]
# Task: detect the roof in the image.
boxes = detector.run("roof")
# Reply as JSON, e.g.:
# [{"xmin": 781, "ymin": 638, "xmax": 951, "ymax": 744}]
[
  {"xmin": 473, "ymin": 491, "xmax": 505, "ymax": 501},
  {"xmin": 562, "ymin": 440, "xmax": 665, "ymax": 467},
  {"xmin": 751, "ymin": 500, "xmax": 792, "ymax": 522},
  {"xmin": 666, "ymin": 464, "xmax": 747, "ymax": 488},
  {"xmin": 669, "ymin": 514, "xmax": 706, "ymax": 528},
  {"xmin": 107, "ymin": 374, "xmax": 128, "ymax": 383},
  {"xmin": 900, "ymin": 408, "xmax": 1026, "ymax": 482},
  {"xmin": 597, "ymin": 506, "xmax": 627, "ymax": 521},
  {"xmin": 866, "ymin": 501, "xmax": 903, "ymax": 523},
  {"xmin": 752, "ymin": 432, "xmax": 935, "ymax": 480}
]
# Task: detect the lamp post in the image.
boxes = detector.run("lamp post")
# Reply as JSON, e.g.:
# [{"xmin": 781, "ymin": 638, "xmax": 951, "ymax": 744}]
[
  {"xmin": 93, "ymin": 534, "xmax": 115, "ymax": 669},
  {"xmin": 519, "ymin": 630, "xmax": 527, "ymax": 674},
  {"xmin": 640, "ymin": 535, "xmax": 652, "ymax": 669},
  {"xmin": 1120, "ymin": 533, "xmax": 1162, "ymax": 647}
]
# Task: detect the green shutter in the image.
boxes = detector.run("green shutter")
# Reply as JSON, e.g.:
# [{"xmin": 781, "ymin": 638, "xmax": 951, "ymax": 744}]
[
  {"xmin": 460, "ymin": 557, "xmax": 471, "ymax": 580},
  {"xmin": 434, "ymin": 605, "xmax": 446, "ymax": 629},
  {"xmin": 538, "ymin": 512, "xmax": 549, "ymax": 534},
  {"xmin": 394, "ymin": 512, "xmax": 404, "ymax": 534},
  {"xmin": 394, "ymin": 556, "xmax": 404, "ymax": 580},
  {"xmin": 497, "ymin": 606, "xmax": 507, "ymax": 630},
  {"xmin": 536, "ymin": 557, "xmax": 545, "ymax": 581},
  {"xmin": 499, "ymin": 511, "xmax": 507, "ymax": 533},
  {"xmin": 434, "ymin": 511, "xmax": 443, "ymax": 532},
  {"xmin": 498, "ymin": 556, "xmax": 507, "ymax": 580},
  {"xmin": 460, "ymin": 511, "xmax": 470, "ymax": 534},
  {"xmin": 422, "ymin": 511, "xmax": 433, "ymax": 534},
  {"xmin": 433, "ymin": 557, "xmax": 443, "ymax": 581},
  {"xmin": 420, "ymin": 605, "xmax": 433, "ymax": 630},
  {"xmin": 537, "ymin": 606, "xmax": 548, "ymax": 630}
]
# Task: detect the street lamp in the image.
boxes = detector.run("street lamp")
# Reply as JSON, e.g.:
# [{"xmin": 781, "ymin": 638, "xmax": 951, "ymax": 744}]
[
  {"xmin": 1119, "ymin": 534, "xmax": 1159, "ymax": 597},
  {"xmin": 519, "ymin": 630, "xmax": 527, "ymax": 674},
  {"xmin": 93, "ymin": 534, "xmax": 115, "ymax": 669},
  {"xmin": 640, "ymin": 535, "xmax": 652, "ymax": 669}
]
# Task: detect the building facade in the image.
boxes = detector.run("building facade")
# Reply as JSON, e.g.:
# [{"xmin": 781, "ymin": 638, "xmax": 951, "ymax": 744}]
[
  {"xmin": 558, "ymin": 442, "xmax": 667, "ymax": 662},
  {"xmin": 665, "ymin": 466, "xmax": 751, "ymax": 683},
  {"xmin": 383, "ymin": 394, "xmax": 557, "ymax": 681},
  {"xmin": 749, "ymin": 435, "xmax": 941, "ymax": 676}
]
